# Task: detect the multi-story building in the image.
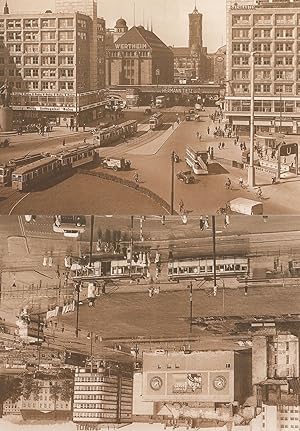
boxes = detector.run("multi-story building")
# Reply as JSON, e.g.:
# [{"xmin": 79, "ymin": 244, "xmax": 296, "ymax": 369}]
[
  {"xmin": 142, "ymin": 350, "xmax": 252, "ymax": 406},
  {"xmin": 106, "ymin": 20, "xmax": 174, "ymax": 87},
  {"xmin": 226, "ymin": 0, "xmax": 300, "ymax": 134},
  {"xmin": 73, "ymin": 363, "xmax": 133, "ymax": 426},
  {"xmin": 3, "ymin": 398, "xmax": 22, "ymax": 416},
  {"xmin": 20, "ymin": 378, "xmax": 73, "ymax": 421},
  {"xmin": 0, "ymin": 0, "xmax": 106, "ymax": 127},
  {"xmin": 171, "ymin": 4, "xmax": 211, "ymax": 84},
  {"xmin": 207, "ymin": 45, "xmax": 227, "ymax": 84}
]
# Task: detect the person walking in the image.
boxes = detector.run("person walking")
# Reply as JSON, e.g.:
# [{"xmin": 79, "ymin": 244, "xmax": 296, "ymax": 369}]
[
  {"xmin": 179, "ymin": 199, "xmax": 184, "ymax": 214},
  {"xmin": 133, "ymin": 173, "xmax": 139, "ymax": 184},
  {"xmin": 62, "ymin": 138, "xmax": 66, "ymax": 147}
]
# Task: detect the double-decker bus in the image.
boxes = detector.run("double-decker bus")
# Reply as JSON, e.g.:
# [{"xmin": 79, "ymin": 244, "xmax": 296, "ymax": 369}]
[
  {"xmin": 185, "ymin": 146, "xmax": 208, "ymax": 175},
  {"xmin": 149, "ymin": 112, "xmax": 164, "ymax": 130}
]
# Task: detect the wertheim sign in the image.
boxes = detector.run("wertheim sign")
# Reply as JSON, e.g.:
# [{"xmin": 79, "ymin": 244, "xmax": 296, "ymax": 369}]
[{"xmin": 115, "ymin": 43, "xmax": 148, "ymax": 49}]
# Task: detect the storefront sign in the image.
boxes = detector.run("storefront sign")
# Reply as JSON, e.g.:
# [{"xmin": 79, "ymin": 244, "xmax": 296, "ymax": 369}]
[
  {"xmin": 115, "ymin": 43, "xmax": 148, "ymax": 49},
  {"xmin": 46, "ymin": 306, "xmax": 60, "ymax": 320},
  {"xmin": 62, "ymin": 301, "xmax": 75, "ymax": 315},
  {"xmin": 172, "ymin": 373, "xmax": 203, "ymax": 394},
  {"xmin": 230, "ymin": 4, "xmax": 256, "ymax": 10},
  {"xmin": 12, "ymin": 106, "xmax": 76, "ymax": 112}
]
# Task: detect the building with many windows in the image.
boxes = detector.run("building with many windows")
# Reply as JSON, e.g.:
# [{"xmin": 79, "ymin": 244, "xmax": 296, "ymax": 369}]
[
  {"xmin": 73, "ymin": 363, "xmax": 133, "ymax": 426},
  {"xmin": 225, "ymin": 0, "xmax": 300, "ymax": 134},
  {"xmin": 106, "ymin": 20, "xmax": 174, "ymax": 87},
  {"xmin": 171, "ymin": 4, "xmax": 211, "ymax": 84},
  {"xmin": 0, "ymin": 0, "xmax": 106, "ymax": 127}
]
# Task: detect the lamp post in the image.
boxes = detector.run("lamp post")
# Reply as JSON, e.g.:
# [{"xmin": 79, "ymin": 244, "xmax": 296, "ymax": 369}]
[
  {"xmin": 170, "ymin": 151, "xmax": 175, "ymax": 215},
  {"xmin": 188, "ymin": 281, "xmax": 193, "ymax": 333},
  {"xmin": 89, "ymin": 215, "xmax": 95, "ymax": 267},
  {"xmin": 248, "ymin": 51, "xmax": 257, "ymax": 189},
  {"xmin": 212, "ymin": 215, "xmax": 217, "ymax": 296},
  {"xmin": 75, "ymin": 283, "xmax": 80, "ymax": 338}
]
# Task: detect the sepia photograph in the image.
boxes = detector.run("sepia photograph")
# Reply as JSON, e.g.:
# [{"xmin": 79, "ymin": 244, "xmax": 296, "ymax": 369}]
[
  {"xmin": 0, "ymin": 0, "xmax": 300, "ymax": 431},
  {"xmin": 0, "ymin": 214, "xmax": 300, "ymax": 431},
  {"xmin": 0, "ymin": 0, "xmax": 299, "ymax": 215}
]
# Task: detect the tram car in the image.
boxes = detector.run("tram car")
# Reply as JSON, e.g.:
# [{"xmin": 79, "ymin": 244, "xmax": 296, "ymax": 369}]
[
  {"xmin": 54, "ymin": 145, "xmax": 96, "ymax": 169},
  {"xmin": 72, "ymin": 253, "xmax": 149, "ymax": 280},
  {"xmin": 12, "ymin": 157, "xmax": 62, "ymax": 191},
  {"xmin": 149, "ymin": 112, "xmax": 163, "ymax": 130},
  {"xmin": 96, "ymin": 120, "xmax": 138, "ymax": 147},
  {"xmin": 168, "ymin": 254, "xmax": 249, "ymax": 280},
  {"xmin": 0, "ymin": 153, "xmax": 45, "ymax": 186}
]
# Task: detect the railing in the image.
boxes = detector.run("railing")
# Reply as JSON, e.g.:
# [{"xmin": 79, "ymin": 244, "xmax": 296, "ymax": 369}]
[{"xmin": 78, "ymin": 169, "xmax": 174, "ymax": 215}]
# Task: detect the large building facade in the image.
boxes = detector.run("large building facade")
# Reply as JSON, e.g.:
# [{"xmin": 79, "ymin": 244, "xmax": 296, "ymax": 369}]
[
  {"xmin": 172, "ymin": 5, "xmax": 211, "ymax": 84},
  {"xmin": 106, "ymin": 20, "xmax": 174, "ymax": 87},
  {"xmin": 226, "ymin": 0, "xmax": 300, "ymax": 134},
  {"xmin": 73, "ymin": 364, "xmax": 133, "ymax": 426},
  {"xmin": 0, "ymin": 0, "xmax": 106, "ymax": 127}
]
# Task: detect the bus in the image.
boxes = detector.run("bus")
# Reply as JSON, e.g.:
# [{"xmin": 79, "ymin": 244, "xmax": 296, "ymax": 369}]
[
  {"xmin": 155, "ymin": 96, "xmax": 167, "ymax": 108},
  {"xmin": 149, "ymin": 112, "xmax": 164, "ymax": 130},
  {"xmin": 185, "ymin": 146, "xmax": 208, "ymax": 175}
]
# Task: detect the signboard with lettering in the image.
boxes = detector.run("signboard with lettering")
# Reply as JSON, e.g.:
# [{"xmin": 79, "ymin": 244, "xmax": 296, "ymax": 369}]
[
  {"xmin": 115, "ymin": 43, "xmax": 148, "ymax": 49},
  {"xmin": 280, "ymin": 143, "xmax": 298, "ymax": 157},
  {"xmin": 172, "ymin": 373, "xmax": 203, "ymax": 394}
]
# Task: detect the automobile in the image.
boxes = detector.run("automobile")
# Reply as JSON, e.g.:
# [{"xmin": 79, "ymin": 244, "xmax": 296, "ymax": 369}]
[
  {"xmin": 189, "ymin": 108, "xmax": 195, "ymax": 114},
  {"xmin": 144, "ymin": 107, "xmax": 152, "ymax": 115},
  {"xmin": 185, "ymin": 114, "xmax": 191, "ymax": 121},
  {"xmin": 177, "ymin": 170, "xmax": 195, "ymax": 184},
  {"xmin": 0, "ymin": 139, "xmax": 9, "ymax": 148},
  {"xmin": 101, "ymin": 157, "xmax": 131, "ymax": 171},
  {"xmin": 154, "ymin": 349, "xmax": 166, "ymax": 355}
]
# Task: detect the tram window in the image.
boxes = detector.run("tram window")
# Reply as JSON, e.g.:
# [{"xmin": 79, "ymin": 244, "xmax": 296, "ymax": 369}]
[
  {"xmin": 200, "ymin": 266, "xmax": 206, "ymax": 273},
  {"xmin": 241, "ymin": 265, "xmax": 248, "ymax": 270},
  {"xmin": 217, "ymin": 265, "xmax": 222, "ymax": 271},
  {"xmin": 235, "ymin": 264, "xmax": 241, "ymax": 270},
  {"xmin": 207, "ymin": 265, "xmax": 213, "ymax": 273}
]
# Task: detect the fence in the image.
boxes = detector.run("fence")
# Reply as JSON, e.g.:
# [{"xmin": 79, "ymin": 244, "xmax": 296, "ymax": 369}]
[{"xmin": 78, "ymin": 169, "xmax": 174, "ymax": 214}]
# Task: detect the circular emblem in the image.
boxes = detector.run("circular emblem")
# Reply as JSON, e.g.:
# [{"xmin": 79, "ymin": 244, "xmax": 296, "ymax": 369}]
[
  {"xmin": 213, "ymin": 375, "xmax": 227, "ymax": 391},
  {"xmin": 150, "ymin": 376, "xmax": 163, "ymax": 391},
  {"xmin": 216, "ymin": 55, "xmax": 224, "ymax": 63}
]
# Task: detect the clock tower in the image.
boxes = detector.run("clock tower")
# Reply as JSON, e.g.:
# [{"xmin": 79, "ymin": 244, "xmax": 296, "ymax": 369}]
[{"xmin": 189, "ymin": 1, "xmax": 203, "ymax": 50}]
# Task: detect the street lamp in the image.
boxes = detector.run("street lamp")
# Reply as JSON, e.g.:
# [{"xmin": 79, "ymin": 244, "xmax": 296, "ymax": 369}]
[
  {"xmin": 74, "ymin": 282, "xmax": 81, "ymax": 338},
  {"xmin": 170, "ymin": 151, "xmax": 176, "ymax": 215},
  {"xmin": 212, "ymin": 215, "xmax": 217, "ymax": 296},
  {"xmin": 188, "ymin": 282, "xmax": 193, "ymax": 334},
  {"xmin": 248, "ymin": 51, "xmax": 259, "ymax": 189}
]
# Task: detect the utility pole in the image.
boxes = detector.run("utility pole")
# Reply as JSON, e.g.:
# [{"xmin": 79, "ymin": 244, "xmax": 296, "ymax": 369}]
[
  {"xmin": 89, "ymin": 215, "xmax": 95, "ymax": 266},
  {"xmin": 171, "ymin": 151, "xmax": 175, "ymax": 215},
  {"xmin": 212, "ymin": 215, "xmax": 217, "ymax": 296},
  {"xmin": 129, "ymin": 216, "xmax": 134, "ymax": 278},
  {"xmin": 189, "ymin": 282, "xmax": 193, "ymax": 333},
  {"xmin": 248, "ymin": 51, "xmax": 257, "ymax": 188},
  {"xmin": 75, "ymin": 284, "xmax": 80, "ymax": 338}
]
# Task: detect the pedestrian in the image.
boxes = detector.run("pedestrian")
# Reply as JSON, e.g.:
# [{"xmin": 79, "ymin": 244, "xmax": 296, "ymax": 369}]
[
  {"xmin": 199, "ymin": 134, "xmax": 202, "ymax": 141},
  {"xmin": 218, "ymin": 142, "xmax": 221, "ymax": 150},
  {"xmin": 179, "ymin": 199, "xmax": 184, "ymax": 213},
  {"xmin": 271, "ymin": 176, "xmax": 276, "ymax": 185},
  {"xmin": 222, "ymin": 142, "xmax": 225, "ymax": 149},
  {"xmin": 133, "ymin": 173, "xmax": 139, "ymax": 184},
  {"xmin": 196, "ymin": 131, "xmax": 199, "ymax": 139},
  {"xmin": 224, "ymin": 214, "xmax": 230, "ymax": 228},
  {"xmin": 62, "ymin": 138, "xmax": 66, "ymax": 147},
  {"xmin": 244, "ymin": 285, "xmax": 248, "ymax": 296},
  {"xmin": 83, "ymin": 123, "xmax": 86, "ymax": 132},
  {"xmin": 239, "ymin": 177, "xmax": 244, "ymax": 188},
  {"xmin": 148, "ymin": 287, "xmax": 153, "ymax": 298},
  {"xmin": 207, "ymin": 126, "xmax": 210, "ymax": 135}
]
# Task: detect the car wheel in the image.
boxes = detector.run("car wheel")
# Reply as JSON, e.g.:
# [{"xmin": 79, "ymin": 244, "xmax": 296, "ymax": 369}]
[{"xmin": 113, "ymin": 166, "xmax": 118, "ymax": 171}]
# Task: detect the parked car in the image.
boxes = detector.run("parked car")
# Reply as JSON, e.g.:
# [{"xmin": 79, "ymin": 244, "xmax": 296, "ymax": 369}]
[
  {"xmin": 177, "ymin": 170, "xmax": 195, "ymax": 184},
  {"xmin": 144, "ymin": 107, "xmax": 152, "ymax": 115},
  {"xmin": 0, "ymin": 139, "xmax": 9, "ymax": 148},
  {"xmin": 101, "ymin": 157, "xmax": 131, "ymax": 171}
]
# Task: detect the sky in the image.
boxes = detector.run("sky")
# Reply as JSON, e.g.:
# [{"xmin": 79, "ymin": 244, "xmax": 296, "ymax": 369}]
[{"xmin": 5, "ymin": 0, "xmax": 226, "ymax": 52}]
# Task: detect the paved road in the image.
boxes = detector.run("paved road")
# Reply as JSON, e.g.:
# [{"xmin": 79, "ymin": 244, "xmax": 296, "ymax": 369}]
[{"xmin": 3, "ymin": 106, "xmax": 299, "ymax": 214}]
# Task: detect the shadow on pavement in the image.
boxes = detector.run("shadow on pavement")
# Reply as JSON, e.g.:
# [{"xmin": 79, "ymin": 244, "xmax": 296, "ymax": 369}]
[{"xmin": 208, "ymin": 163, "xmax": 229, "ymax": 175}]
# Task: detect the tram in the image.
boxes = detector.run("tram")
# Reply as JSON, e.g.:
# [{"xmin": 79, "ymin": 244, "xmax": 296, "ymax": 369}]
[
  {"xmin": 96, "ymin": 120, "xmax": 138, "ymax": 147},
  {"xmin": 0, "ymin": 153, "xmax": 45, "ymax": 186},
  {"xmin": 149, "ymin": 112, "xmax": 164, "ymax": 130},
  {"xmin": 54, "ymin": 145, "xmax": 96, "ymax": 168},
  {"xmin": 168, "ymin": 255, "xmax": 249, "ymax": 280},
  {"xmin": 12, "ymin": 157, "xmax": 62, "ymax": 191}
]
